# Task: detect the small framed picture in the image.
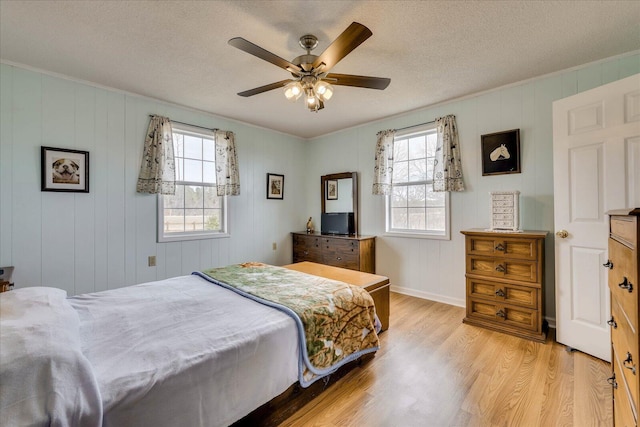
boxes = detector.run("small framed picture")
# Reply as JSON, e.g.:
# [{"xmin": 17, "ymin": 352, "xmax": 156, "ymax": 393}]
[
  {"xmin": 326, "ymin": 180, "xmax": 338, "ymax": 200},
  {"xmin": 41, "ymin": 146, "xmax": 89, "ymax": 193},
  {"xmin": 266, "ymin": 173, "xmax": 284, "ymax": 200},
  {"xmin": 481, "ymin": 129, "xmax": 521, "ymax": 176}
]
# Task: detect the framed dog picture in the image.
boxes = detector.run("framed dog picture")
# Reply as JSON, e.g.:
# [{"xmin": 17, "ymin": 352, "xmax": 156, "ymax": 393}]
[
  {"xmin": 481, "ymin": 129, "xmax": 521, "ymax": 176},
  {"xmin": 41, "ymin": 146, "xmax": 89, "ymax": 193},
  {"xmin": 266, "ymin": 173, "xmax": 284, "ymax": 200}
]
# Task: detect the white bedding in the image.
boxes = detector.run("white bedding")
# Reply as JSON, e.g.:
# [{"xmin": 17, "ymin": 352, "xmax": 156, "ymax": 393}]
[
  {"xmin": 0, "ymin": 287, "xmax": 102, "ymax": 427},
  {"xmin": 1, "ymin": 275, "xmax": 299, "ymax": 427}
]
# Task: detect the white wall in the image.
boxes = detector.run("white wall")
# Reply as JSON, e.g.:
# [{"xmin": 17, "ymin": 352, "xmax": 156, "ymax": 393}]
[
  {"xmin": 305, "ymin": 53, "xmax": 640, "ymax": 322},
  {"xmin": 2, "ymin": 53, "xmax": 638, "ymax": 322},
  {"xmin": 0, "ymin": 63, "xmax": 307, "ymax": 295}
]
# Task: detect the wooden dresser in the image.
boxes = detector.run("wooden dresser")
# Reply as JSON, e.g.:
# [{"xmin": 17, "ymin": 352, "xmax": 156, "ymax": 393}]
[
  {"xmin": 292, "ymin": 232, "xmax": 375, "ymax": 274},
  {"xmin": 607, "ymin": 209, "xmax": 640, "ymax": 427},
  {"xmin": 461, "ymin": 229, "xmax": 548, "ymax": 342}
]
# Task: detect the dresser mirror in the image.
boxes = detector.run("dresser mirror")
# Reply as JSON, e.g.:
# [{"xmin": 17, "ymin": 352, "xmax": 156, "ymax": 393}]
[{"xmin": 321, "ymin": 172, "xmax": 358, "ymax": 235}]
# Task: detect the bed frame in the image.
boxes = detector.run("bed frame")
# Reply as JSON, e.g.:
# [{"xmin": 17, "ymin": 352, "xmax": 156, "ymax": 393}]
[{"xmin": 232, "ymin": 353, "xmax": 375, "ymax": 426}]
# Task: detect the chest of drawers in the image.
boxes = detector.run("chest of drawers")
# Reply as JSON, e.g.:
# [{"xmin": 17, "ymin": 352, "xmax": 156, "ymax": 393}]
[
  {"xmin": 461, "ymin": 229, "xmax": 548, "ymax": 342},
  {"xmin": 292, "ymin": 232, "xmax": 375, "ymax": 274},
  {"xmin": 607, "ymin": 209, "xmax": 640, "ymax": 427}
]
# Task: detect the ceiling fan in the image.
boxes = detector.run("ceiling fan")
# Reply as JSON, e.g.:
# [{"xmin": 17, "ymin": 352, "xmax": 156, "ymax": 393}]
[{"xmin": 228, "ymin": 22, "xmax": 391, "ymax": 112}]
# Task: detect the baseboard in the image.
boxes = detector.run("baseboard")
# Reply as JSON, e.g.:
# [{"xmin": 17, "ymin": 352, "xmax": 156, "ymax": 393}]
[
  {"xmin": 390, "ymin": 285, "xmax": 466, "ymax": 308},
  {"xmin": 545, "ymin": 317, "xmax": 556, "ymax": 329}
]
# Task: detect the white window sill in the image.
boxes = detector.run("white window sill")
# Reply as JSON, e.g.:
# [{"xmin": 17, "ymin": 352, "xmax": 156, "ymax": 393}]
[
  {"xmin": 158, "ymin": 231, "xmax": 230, "ymax": 243},
  {"xmin": 383, "ymin": 231, "xmax": 450, "ymax": 241}
]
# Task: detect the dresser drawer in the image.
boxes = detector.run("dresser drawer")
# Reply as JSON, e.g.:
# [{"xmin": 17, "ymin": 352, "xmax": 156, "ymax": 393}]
[
  {"xmin": 293, "ymin": 235, "xmax": 321, "ymax": 262},
  {"xmin": 293, "ymin": 246, "xmax": 320, "ymax": 263},
  {"xmin": 323, "ymin": 237, "xmax": 360, "ymax": 253},
  {"xmin": 467, "ymin": 256, "xmax": 539, "ymax": 283},
  {"xmin": 611, "ymin": 215, "xmax": 638, "ymax": 249},
  {"xmin": 322, "ymin": 239, "xmax": 358, "ymax": 267},
  {"xmin": 323, "ymin": 251, "xmax": 358, "ymax": 270},
  {"xmin": 613, "ymin": 351, "xmax": 638, "ymax": 427},
  {"xmin": 612, "ymin": 299, "xmax": 639, "ymax": 409},
  {"xmin": 467, "ymin": 298, "xmax": 538, "ymax": 332},
  {"xmin": 467, "ymin": 278, "xmax": 538, "ymax": 310},
  {"xmin": 466, "ymin": 236, "xmax": 538, "ymax": 260},
  {"xmin": 293, "ymin": 234, "xmax": 321, "ymax": 250},
  {"xmin": 609, "ymin": 239, "xmax": 638, "ymax": 333}
]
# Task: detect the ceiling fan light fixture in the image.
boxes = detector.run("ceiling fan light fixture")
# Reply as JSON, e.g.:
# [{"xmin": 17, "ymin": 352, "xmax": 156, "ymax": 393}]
[
  {"xmin": 283, "ymin": 81, "xmax": 303, "ymax": 101},
  {"xmin": 306, "ymin": 90, "xmax": 317, "ymax": 106},
  {"xmin": 314, "ymin": 80, "xmax": 334, "ymax": 101},
  {"xmin": 230, "ymin": 22, "xmax": 390, "ymax": 111}
]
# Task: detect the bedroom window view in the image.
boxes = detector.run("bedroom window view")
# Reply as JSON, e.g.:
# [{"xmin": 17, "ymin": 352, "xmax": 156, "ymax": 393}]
[
  {"xmin": 386, "ymin": 126, "xmax": 448, "ymax": 237},
  {"xmin": 158, "ymin": 126, "xmax": 227, "ymax": 242}
]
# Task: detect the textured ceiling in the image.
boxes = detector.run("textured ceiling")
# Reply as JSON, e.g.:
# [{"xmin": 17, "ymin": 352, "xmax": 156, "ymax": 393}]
[{"xmin": 1, "ymin": 1, "xmax": 639, "ymax": 139}]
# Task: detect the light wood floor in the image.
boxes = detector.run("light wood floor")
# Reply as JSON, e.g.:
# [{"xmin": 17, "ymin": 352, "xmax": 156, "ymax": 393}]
[{"xmin": 281, "ymin": 292, "xmax": 612, "ymax": 427}]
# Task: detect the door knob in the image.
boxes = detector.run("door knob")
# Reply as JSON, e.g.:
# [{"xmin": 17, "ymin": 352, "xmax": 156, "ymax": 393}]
[{"xmin": 556, "ymin": 230, "xmax": 569, "ymax": 238}]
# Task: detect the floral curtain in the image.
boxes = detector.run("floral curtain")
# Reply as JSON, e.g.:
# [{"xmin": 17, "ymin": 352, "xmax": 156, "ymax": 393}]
[
  {"xmin": 214, "ymin": 130, "xmax": 240, "ymax": 196},
  {"xmin": 136, "ymin": 115, "xmax": 175, "ymax": 195},
  {"xmin": 372, "ymin": 129, "xmax": 396, "ymax": 195},
  {"xmin": 433, "ymin": 115, "xmax": 465, "ymax": 192}
]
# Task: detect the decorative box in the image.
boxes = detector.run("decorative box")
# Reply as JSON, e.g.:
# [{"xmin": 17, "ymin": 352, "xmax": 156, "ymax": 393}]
[{"xmin": 489, "ymin": 191, "xmax": 520, "ymax": 232}]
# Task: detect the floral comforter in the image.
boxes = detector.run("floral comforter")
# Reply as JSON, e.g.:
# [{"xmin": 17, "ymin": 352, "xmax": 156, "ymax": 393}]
[{"xmin": 195, "ymin": 262, "xmax": 379, "ymax": 386}]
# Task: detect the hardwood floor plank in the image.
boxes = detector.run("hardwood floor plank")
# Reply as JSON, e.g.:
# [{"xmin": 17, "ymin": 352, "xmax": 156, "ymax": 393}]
[
  {"xmin": 281, "ymin": 292, "xmax": 613, "ymax": 427},
  {"xmin": 574, "ymin": 352, "xmax": 612, "ymax": 426}
]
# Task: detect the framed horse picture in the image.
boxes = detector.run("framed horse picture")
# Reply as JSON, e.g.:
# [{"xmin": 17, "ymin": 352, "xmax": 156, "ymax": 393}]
[{"xmin": 481, "ymin": 129, "xmax": 520, "ymax": 176}]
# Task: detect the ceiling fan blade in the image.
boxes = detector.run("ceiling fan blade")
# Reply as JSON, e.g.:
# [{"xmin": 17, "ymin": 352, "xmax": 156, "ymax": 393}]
[
  {"xmin": 229, "ymin": 37, "xmax": 301, "ymax": 74},
  {"xmin": 237, "ymin": 79, "xmax": 293, "ymax": 97},
  {"xmin": 311, "ymin": 22, "xmax": 372, "ymax": 72},
  {"xmin": 325, "ymin": 73, "xmax": 390, "ymax": 90}
]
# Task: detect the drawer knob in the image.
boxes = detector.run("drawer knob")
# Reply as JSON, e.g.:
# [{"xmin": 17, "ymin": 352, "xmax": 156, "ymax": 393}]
[
  {"xmin": 623, "ymin": 352, "xmax": 636, "ymax": 375},
  {"xmin": 555, "ymin": 230, "xmax": 569, "ymax": 239},
  {"xmin": 607, "ymin": 317, "xmax": 617, "ymax": 329},
  {"xmin": 495, "ymin": 264, "xmax": 506, "ymax": 273},
  {"xmin": 494, "ymin": 243, "xmax": 505, "ymax": 252},
  {"xmin": 336, "ymin": 257, "xmax": 342, "ymax": 261},
  {"xmin": 496, "ymin": 309, "xmax": 506, "ymax": 318},
  {"xmin": 495, "ymin": 289, "xmax": 506, "ymax": 297},
  {"xmin": 303, "ymin": 251, "xmax": 309, "ymax": 255},
  {"xmin": 618, "ymin": 277, "xmax": 633, "ymax": 293},
  {"xmin": 607, "ymin": 374, "xmax": 618, "ymax": 389},
  {"xmin": 603, "ymin": 260, "xmax": 613, "ymax": 269}
]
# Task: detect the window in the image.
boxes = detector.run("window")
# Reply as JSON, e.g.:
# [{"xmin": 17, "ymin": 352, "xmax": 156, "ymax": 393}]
[
  {"xmin": 157, "ymin": 124, "xmax": 227, "ymax": 242},
  {"xmin": 385, "ymin": 124, "xmax": 450, "ymax": 239}
]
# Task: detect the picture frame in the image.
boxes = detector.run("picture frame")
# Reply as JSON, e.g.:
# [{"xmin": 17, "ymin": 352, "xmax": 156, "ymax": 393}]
[
  {"xmin": 481, "ymin": 129, "xmax": 521, "ymax": 176},
  {"xmin": 266, "ymin": 173, "xmax": 284, "ymax": 200},
  {"xmin": 41, "ymin": 146, "xmax": 89, "ymax": 193},
  {"xmin": 326, "ymin": 179, "xmax": 338, "ymax": 200}
]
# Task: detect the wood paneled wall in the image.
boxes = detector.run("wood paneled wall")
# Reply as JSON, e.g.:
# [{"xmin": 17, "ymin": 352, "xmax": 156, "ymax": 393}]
[
  {"xmin": 305, "ymin": 53, "xmax": 640, "ymax": 324},
  {"xmin": 0, "ymin": 64, "xmax": 307, "ymax": 295},
  {"xmin": 1, "ymin": 52, "xmax": 638, "ymax": 318}
]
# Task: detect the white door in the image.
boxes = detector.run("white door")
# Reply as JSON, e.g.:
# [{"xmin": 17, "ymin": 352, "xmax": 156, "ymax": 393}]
[{"xmin": 553, "ymin": 73, "xmax": 640, "ymax": 361}]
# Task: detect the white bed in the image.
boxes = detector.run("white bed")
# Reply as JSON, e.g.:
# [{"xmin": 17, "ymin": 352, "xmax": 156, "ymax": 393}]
[{"xmin": 1, "ymin": 274, "xmax": 300, "ymax": 427}]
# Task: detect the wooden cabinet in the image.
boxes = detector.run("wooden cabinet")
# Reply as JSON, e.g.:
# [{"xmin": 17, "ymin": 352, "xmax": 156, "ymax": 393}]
[
  {"xmin": 607, "ymin": 208, "xmax": 640, "ymax": 427},
  {"xmin": 292, "ymin": 232, "xmax": 375, "ymax": 274},
  {"xmin": 461, "ymin": 229, "xmax": 548, "ymax": 342}
]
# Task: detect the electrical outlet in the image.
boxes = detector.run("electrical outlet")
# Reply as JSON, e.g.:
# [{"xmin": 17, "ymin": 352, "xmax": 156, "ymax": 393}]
[
  {"xmin": 272, "ymin": 242, "xmax": 277, "ymax": 250},
  {"xmin": 148, "ymin": 256, "xmax": 156, "ymax": 267}
]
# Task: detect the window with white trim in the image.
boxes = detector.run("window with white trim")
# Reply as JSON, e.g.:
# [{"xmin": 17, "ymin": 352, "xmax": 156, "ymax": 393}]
[
  {"xmin": 385, "ymin": 124, "xmax": 450, "ymax": 239},
  {"xmin": 157, "ymin": 124, "xmax": 228, "ymax": 242}
]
